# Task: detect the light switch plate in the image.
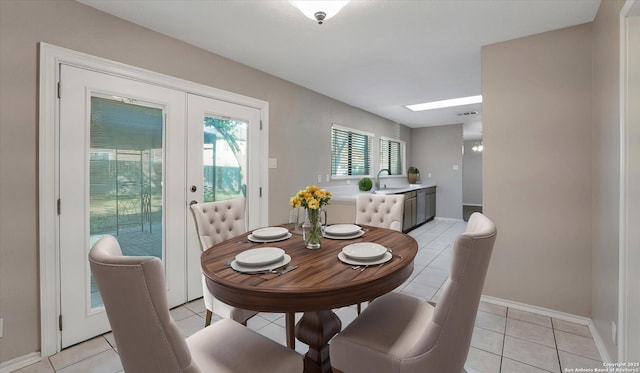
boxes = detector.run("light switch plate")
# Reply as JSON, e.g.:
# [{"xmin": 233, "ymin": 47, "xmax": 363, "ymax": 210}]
[
  {"xmin": 268, "ymin": 158, "xmax": 277, "ymax": 169},
  {"xmin": 0, "ymin": 318, "xmax": 3, "ymax": 338}
]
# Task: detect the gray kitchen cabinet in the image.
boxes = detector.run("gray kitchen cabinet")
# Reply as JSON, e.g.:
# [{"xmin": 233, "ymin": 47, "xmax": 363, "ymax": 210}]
[
  {"xmin": 402, "ymin": 190, "xmax": 417, "ymax": 232},
  {"xmin": 397, "ymin": 187, "xmax": 436, "ymax": 232}
]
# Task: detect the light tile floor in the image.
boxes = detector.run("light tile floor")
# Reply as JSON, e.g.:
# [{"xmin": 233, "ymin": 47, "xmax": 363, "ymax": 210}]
[{"xmin": 15, "ymin": 219, "xmax": 604, "ymax": 373}]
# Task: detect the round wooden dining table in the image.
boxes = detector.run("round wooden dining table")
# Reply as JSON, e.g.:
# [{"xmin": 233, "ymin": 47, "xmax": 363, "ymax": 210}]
[{"xmin": 201, "ymin": 224, "xmax": 418, "ymax": 373}]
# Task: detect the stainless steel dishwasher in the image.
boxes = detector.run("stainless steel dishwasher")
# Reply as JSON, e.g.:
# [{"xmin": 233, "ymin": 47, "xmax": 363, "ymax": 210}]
[{"xmin": 416, "ymin": 188, "xmax": 427, "ymax": 225}]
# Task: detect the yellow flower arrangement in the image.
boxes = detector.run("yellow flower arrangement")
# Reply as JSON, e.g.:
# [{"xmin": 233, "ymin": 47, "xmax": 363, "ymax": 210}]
[
  {"xmin": 290, "ymin": 185, "xmax": 331, "ymax": 249},
  {"xmin": 290, "ymin": 185, "xmax": 332, "ymax": 210}
]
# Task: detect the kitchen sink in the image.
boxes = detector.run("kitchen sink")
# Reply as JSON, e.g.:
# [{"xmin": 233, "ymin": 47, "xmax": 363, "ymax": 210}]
[{"xmin": 373, "ymin": 187, "xmax": 408, "ymax": 194}]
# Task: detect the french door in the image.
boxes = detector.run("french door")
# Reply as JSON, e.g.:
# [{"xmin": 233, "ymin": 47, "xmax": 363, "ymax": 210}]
[
  {"xmin": 58, "ymin": 65, "xmax": 188, "ymax": 347},
  {"xmin": 185, "ymin": 94, "xmax": 262, "ymax": 299},
  {"xmin": 57, "ymin": 64, "xmax": 266, "ymax": 348}
]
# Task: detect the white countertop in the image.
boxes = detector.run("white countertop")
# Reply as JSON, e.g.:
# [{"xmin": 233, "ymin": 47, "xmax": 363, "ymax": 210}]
[{"xmin": 328, "ymin": 181, "xmax": 437, "ymax": 203}]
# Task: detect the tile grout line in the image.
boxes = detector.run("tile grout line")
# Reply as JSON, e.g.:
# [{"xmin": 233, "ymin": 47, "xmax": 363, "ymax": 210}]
[
  {"xmin": 552, "ymin": 321, "xmax": 563, "ymax": 372},
  {"xmin": 499, "ymin": 310, "xmax": 507, "ymax": 373}
]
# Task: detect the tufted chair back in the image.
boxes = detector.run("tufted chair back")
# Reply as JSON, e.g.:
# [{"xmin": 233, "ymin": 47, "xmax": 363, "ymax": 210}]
[
  {"xmin": 190, "ymin": 198, "xmax": 256, "ymax": 326},
  {"xmin": 89, "ymin": 235, "xmax": 199, "ymax": 373},
  {"xmin": 190, "ymin": 198, "xmax": 247, "ymax": 252},
  {"xmin": 355, "ymin": 193, "xmax": 405, "ymax": 231}
]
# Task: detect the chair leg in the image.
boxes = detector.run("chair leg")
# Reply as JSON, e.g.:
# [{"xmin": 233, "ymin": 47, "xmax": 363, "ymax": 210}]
[
  {"xmin": 357, "ymin": 302, "xmax": 361, "ymax": 315},
  {"xmin": 205, "ymin": 309, "xmax": 212, "ymax": 327},
  {"xmin": 286, "ymin": 312, "xmax": 296, "ymax": 349}
]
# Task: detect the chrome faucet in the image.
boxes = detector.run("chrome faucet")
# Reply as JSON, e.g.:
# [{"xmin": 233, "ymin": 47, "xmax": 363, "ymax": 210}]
[{"xmin": 375, "ymin": 169, "xmax": 390, "ymax": 190}]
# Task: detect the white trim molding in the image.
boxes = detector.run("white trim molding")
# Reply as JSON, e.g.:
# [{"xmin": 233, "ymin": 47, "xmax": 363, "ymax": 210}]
[
  {"xmin": 433, "ymin": 217, "xmax": 463, "ymax": 223},
  {"xmin": 38, "ymin": 42, "xmax": 269, "ymax": 356},
  {"xmin": 481, "ymin": 295, "xmax": 611, "ymax": 363},
  {"xmin": 619, "ymin": 0, "xmax": 639, "ymax": 362},
  {"xmin": 0, "ymin": 352, "xmax": 42, "ymax": 373}
]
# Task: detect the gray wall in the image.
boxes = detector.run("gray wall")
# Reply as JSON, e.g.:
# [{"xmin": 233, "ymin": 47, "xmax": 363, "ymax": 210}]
[
  {"xmin": 411, "ymin": 124, "xmax": 463, "ymax": 219},
  {"xmin": 463, "ymin": 140, "xmax": 483, "ymax": 206},
  {"xmin": 481, "ymin": 1, "xmax": 626, "ymax": 360},
  {"xmin": 591, "ymin": 0, "xmax": 625, "ymax": 360},
  {"xmin": 482, "ymin": 24, "xmax": 593, "ymax": 316},
  {"xmin": 0, "ymin": 0, "xmax": 408, "ymax": 362}
]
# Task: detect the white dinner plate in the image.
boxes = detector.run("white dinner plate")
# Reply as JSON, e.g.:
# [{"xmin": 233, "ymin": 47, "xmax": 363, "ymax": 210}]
[
  {"xmin": 247, "ymin": 232, "xmax": 293, "ymax": 243},
  {"xmin": 231, "ymin": 254, "xmax": 291, "ymax": 273},
  {"xmin": 251, "ymin": 227, "xmax": 290, "ymax": 240},
  {"xmin": 323, "ymin": 230, "xmax": 365, "ymax": 240},
  {"xmin": 235, "ymin": 247, "xmax": 285, "ymax": 267},
  {"xmin": 324, "ymin": 224, "xmax": 362, "ymax": 236},
  {"xmin": 342, "ymin": 242, "xmax": 388, "ymax": 261},
  {"xmin": 338, "ymin": 251, "xmax": 392, "ymax": 266}
]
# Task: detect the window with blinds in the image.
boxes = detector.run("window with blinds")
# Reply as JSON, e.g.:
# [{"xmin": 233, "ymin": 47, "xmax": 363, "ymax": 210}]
[
  {"xmin": 379, "ymin": 137, "xmax": 405, "ymax": 175},
  {"xmin": 331, "ymin": 125, "xmax": 372, "ymax": 177}
]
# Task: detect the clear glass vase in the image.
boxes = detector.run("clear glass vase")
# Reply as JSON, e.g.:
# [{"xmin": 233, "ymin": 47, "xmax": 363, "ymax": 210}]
[{"xmin": 303, "ymin": 208, "xmax": 325, "ymax": 249}]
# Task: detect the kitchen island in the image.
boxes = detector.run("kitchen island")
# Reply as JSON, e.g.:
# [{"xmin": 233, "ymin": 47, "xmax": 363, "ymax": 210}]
[{"xmin": 327, "ymin": 182, "xmax": 436, "ymax": 232}]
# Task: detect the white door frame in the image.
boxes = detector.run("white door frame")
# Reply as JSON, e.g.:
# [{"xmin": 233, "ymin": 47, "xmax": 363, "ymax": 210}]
[
  {"xmin": 38, "ymin": 43, "xmax": 269, "ymax": 356},
  {"xmin": 619, "ymin": 0, "xmax": 638, "ymax": 361}
]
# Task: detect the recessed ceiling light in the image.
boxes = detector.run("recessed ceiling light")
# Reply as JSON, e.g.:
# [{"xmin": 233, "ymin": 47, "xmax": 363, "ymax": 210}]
[{"xmin": 405, "ymin": 95, "xmax": 483, "ymax": 112}]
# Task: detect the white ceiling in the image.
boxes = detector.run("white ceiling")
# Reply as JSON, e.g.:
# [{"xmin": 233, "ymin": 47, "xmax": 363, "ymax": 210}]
[{"xmin": 77, "ymin": 0, "xmax": 601, "ymax": 139}]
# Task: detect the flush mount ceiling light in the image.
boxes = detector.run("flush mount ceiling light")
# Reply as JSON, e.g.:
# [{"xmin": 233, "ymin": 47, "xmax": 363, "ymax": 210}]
[
  {"xmin": 290, "ymin": 1, "xmax": 349, "ymax": 24},
  {"xmin": 405, "ymin": 95, "xmax": 483, "ymax": 112}
]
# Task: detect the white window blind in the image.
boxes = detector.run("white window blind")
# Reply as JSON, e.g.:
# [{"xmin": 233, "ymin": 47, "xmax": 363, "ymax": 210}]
[
  {"xmin": 331, "ymin": 125, "xmax": 372, "ymax": 177},
  {"xmin": 379, "ymin": 137, "xmax": 405, "ymax": 176}
]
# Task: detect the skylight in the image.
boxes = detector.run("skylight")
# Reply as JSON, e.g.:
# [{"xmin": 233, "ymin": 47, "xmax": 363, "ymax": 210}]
[{"xmin": 405, "ymin": 95, "xmax": 483, "ymax": 112}]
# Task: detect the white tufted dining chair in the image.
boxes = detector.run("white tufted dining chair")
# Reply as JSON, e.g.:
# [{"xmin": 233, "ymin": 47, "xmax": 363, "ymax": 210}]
[
  {"xmin": 355, "ymin": 193, "xmax": 405, "ymax": 232},
  {"xmin": 89, "ymin": 235, "xmax": 303, "ymax": 373},
  {"xmin": 330, "ymin": 213, "xmax": 497, "ymax": 373},
  {"xmin": 353, "ymin": 193, "xmax": 405, "ymax": 313},
  {"xmin": 190, "ymin": 199, "xmax": 257, "ymax": 327}
]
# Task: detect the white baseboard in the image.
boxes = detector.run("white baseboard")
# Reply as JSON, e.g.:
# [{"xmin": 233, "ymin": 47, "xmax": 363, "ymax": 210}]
[
  {"xmin": 481, "ymin": 295, "xmax": 611, "ymax": 362},
  {"xmin": 589, "ymin": 323, "xmax": 613, "ymax": 363},
  {"xmin": 0, "ymin": 352, "xmax": 42, "ymax": 373},
  {"xmin": 434, "ymin": 217, "xmax": 464, "ymax": 223}
]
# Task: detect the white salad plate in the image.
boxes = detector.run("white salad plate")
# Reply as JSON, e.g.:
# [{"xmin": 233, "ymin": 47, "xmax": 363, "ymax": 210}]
[
  {"xmin": 235, "ymin": 247, "xmax": 285, "ymax": 267},
  {"xmin": 251, "ymin": 227, "xmax": 290, "ymax": 240},
  {"xmin": 231, "ymin": 254, "xmax": 291, "ymax": 273},
  {"xmin": 323, "ymin": 230, "xmax": 365, "ymax": 240},
  {"xmin": 338, "ymin": 252, "xmax": 392, "ymax": 266},
  {"xmin": 342, "ymin": 242, "xmax": 388, "ymax": 261},
  {"xmin": 324, "ymin": 224, "xmax": 362, "ymax": 236},
  {"xmin": 247, "ymin": 232, "xmax": 293, "ymax": 243}
]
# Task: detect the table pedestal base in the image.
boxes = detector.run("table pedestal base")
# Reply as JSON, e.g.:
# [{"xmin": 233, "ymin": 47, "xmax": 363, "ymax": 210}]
[{"xmin": 296, "ymin": 310, "xmax": 342, "ymax": 373}]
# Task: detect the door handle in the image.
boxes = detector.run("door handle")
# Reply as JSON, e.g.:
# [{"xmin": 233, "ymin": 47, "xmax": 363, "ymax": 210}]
[{"xmin": 189, "ymin": 200, "xmax": 198, "ymax": 206}]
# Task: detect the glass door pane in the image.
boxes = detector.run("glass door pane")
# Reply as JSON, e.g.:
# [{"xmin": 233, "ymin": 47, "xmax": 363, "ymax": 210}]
[
  {"xmin": 203, "ymin": 116, "xmax": 247, "ymax": 202},
  {"xmin": 89, "ymin": 96, "xmax": 164, "ymax": 308}
]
